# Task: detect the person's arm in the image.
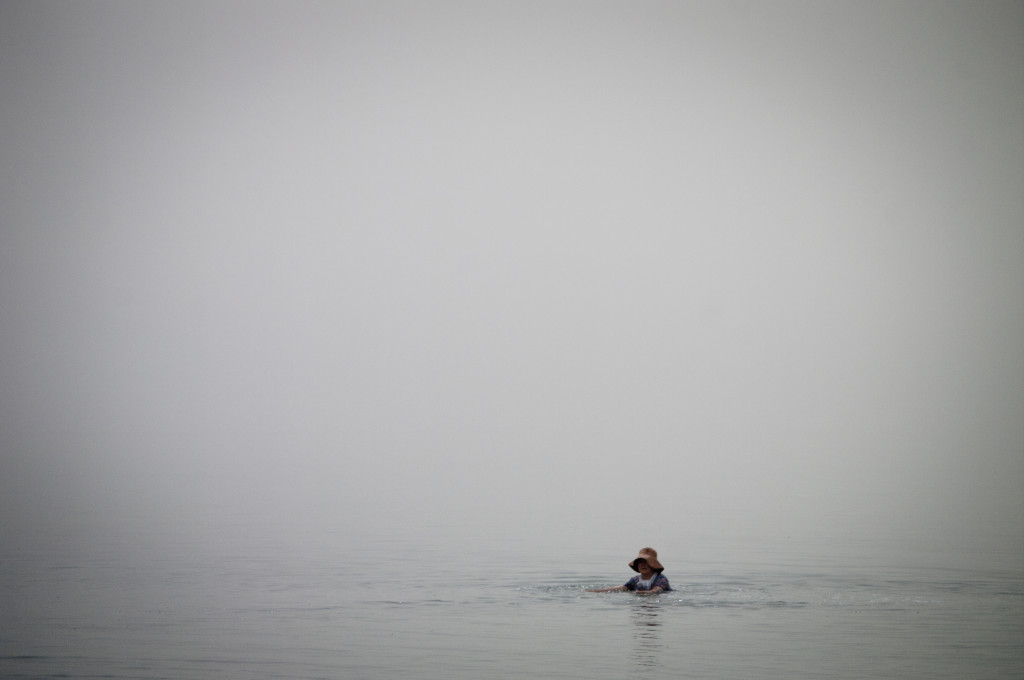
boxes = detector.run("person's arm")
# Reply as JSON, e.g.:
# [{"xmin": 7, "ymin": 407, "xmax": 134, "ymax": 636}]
[
  {"xmin": 589, "ymin": 576, "xmax": 637, "ymax": 593},
  {"xmin": 586, "ymin": 585, "xmax": 627, "ymax": 593},
  {"xmin": 633, "ymin": 586, "xmax": 663, "ymax": 595}
]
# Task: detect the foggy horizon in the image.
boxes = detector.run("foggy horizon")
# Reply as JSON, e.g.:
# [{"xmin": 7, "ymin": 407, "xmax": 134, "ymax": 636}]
[{"xmin": 1, "ymin": 1, "xmax": 1022, "ymax": 571}]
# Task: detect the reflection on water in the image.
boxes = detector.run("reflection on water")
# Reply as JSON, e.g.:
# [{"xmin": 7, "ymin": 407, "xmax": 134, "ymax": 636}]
[{"xmin": 631, "ymin": 600, "xmax": 663, "ymax": 671}]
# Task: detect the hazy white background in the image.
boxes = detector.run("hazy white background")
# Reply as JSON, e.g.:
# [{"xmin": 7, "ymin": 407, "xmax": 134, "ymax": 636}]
[{"xmin": 2, "ymin": 1, "xmax": 1021, "ymax": 569}]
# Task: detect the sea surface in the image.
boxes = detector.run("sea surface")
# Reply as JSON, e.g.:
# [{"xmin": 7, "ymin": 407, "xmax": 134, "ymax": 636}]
[{"xmin": 2, "ymin": 527, "xmax": 1021, "ymax": 679}]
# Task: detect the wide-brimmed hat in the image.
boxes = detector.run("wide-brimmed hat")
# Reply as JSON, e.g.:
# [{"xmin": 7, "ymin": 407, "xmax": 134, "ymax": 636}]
[{"xmin": 629, "ymin": 547, "xmax": 664, "ymax": 573}]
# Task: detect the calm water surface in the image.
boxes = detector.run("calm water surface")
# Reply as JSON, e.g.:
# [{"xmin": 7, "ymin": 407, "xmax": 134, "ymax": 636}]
[{"xmin": 2, "ymin": 530, "xmax": 1021, "ymax": 679}]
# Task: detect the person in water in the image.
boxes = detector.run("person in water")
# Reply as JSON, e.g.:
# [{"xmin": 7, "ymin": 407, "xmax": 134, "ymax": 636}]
[{"xmin": 587, "ymin": 547, "xmax": 672, "ymax": 594}]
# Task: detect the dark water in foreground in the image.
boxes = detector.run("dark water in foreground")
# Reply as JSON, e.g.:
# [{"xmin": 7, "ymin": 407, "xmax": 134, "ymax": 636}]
[{"xmin": 2, "ymin": 531, "xmax": 1021, "ymax": 679}]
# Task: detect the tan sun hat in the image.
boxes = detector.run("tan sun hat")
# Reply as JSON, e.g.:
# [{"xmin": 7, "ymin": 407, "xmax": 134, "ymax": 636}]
[{"xmin": 629, "ymin": 547, "xmax": 664, "ymax": 573}]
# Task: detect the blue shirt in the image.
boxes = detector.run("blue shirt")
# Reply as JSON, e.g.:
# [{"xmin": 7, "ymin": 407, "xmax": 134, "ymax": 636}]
[{"xmin": 624, "ymin": 573, "xmax": 671, "ymax": 592}]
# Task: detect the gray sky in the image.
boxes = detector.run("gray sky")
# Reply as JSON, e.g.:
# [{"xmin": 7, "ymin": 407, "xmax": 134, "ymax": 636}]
[{"xmin": 2, "ymin": 1, "xmax": 1022, "ymax": 567}]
